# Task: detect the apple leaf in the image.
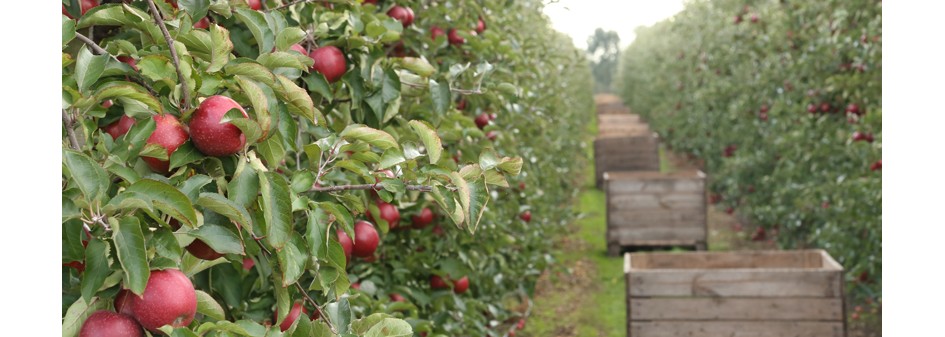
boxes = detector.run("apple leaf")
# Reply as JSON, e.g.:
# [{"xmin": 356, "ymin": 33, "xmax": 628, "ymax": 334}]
[
  {"xmin": 258, "ymin": 51, "xmax": 313, "ymax": 70},
  {"xmin": 256, "ymin": 133, "xmax": 286, "ymax": 170},
  {"xmin": 378, "ymin": 148, "xmax": 407, "ymax": 169},
  {"xmin": 259, "ymin": 172, "xmax": 292, "ymax": 250},
  {"xmin": 227, "ymin": 164, "xmax": 260, "ymax": 209},
  {"xmin": 276, "ymin": 74, "xmax": 323, "ymax": 125},
  {"xmin": 76, "ymin": 4, "xmax": 131, "ymax": 28},
  {"xmin": 364, "ymin": 318, "xmax": 413, "ymax": 337},
  {"xmin": 63, "ymin": 150, "xmax": 110, "ymax": 203},
  {"xmin": 169, "ymin": 142, "xmax": 206, "ymax": 170},
  {"xmin": 195, "ymin": 290, "xmax": 225, "ymax": 321},
  {"xmin": 325, "ymin": 298, "xmax": 353, "ymax": 335},
  {"xmin": 235, "ymin": 75, "xmax": 271, "ymax": 138},
  {"xmin": 319, "ymin": 202, "xmax": 354, "ymax": 240},
  {"xmin": 278, "ymin": 235, "xmax": 307, "ymax": 286},
  {"xmin": 80, "ymin": 239, "xmax": 111, "ymax": 304},
  {"xmin": 179, "ymin": 0, "xmax": 210, "ymax": 22},
  {"xmin": 234, "ymin": 8, "xmax": 275, "ymax": 54},
  {"xmin": 484, "ymin": 170, "xmax": 509, "ymax": 188},
  {"xmin": 94, "ymin": 82, "xmax": 163, "ymax": 113},
  {"xmin": 189, "ymin": 222, "xmax": 244, "ymax": 255},
  {"xmin": 151, "ymin": 227, "xmax": 183, "ymax": 261},
  {"xmin": 305, "ymin": 209, "xmax": 329, "ymax": 259},
  {"xmin": 62, "ymin": 16, "xmax": 75, "ymax": 46},
  {"xmin": 496, "ymin": 156, "xmax": 524, "ymax": 176},
  {"xmin": 465, "ymin": 179, "xmax": 490, "ymax": 234},
  {"xmin": 407, "ymin": 120, "xmax": 442, "ymax": 164},
  {"xmin": 112, "ymin": 216, "xmax": 150, "ymax": 295},
  {"xmin": 196, "ymin": 192, "xmax": 254, "ymax": 231},
  {"xmin": 478, "ymin": 148, "xmax": 500, "ymax": 171},
  {"xmin": 207, "ymin": 24, "xmax": 234, "ymax": 73},
  {"xmin": 75, "ymin": 46, "xmax": 107, "ymax": 94},
  {"xmin": 275, "ymin": 27, "xmax": 307, "ymax": 51},
  {"xmin": 225, "ymin": 62, "xmax": 276, "ymax": 86},
  {"xmin": 125, "ymin": 179, "xmax": 199, "ymax": 228},
  {"xmin": 339, "ymin": 124, "xmax": 399, "ymax": 150},
  {"xmin": 430, "ymin": 79, "xmax": 451, "ymax": 115},
  {"xmin": 62, "ymin": 296, "xmax": 107, "ymax": 337}
]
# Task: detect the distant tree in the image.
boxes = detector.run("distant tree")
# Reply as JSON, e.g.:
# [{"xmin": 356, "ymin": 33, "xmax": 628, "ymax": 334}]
[{"xmin": 587, "ymin": 28, "xmax": 621, "ymax": 93}]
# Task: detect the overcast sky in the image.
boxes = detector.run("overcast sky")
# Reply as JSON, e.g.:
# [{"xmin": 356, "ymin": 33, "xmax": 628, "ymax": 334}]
[{"xmin": 542, "ymin": 0, "xmax": 687, "ymax": 50}]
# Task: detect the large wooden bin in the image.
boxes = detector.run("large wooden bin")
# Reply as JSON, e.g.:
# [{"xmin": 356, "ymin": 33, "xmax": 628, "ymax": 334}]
[
  {"xmin": 624, "ymin": 250, "xmax": 846, "ymax": 337},
  {"xmin": 597, "ymin": 121, "xmax": 650, "ymax": 138},
  {"xmin": 604, "ymin": 170, "xmax": 706, "ymax": 253},
  {"xmin": 593, "ymin": 134, "xmax": 660, "ymax": 189}
]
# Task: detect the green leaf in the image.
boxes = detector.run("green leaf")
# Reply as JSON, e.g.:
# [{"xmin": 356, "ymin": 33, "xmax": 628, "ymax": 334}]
[
  {"xmin": 381, "ymin": 67, "xmax": 402, "ymax": 103},
  {"xmin": 112, "ymin": 217, "xmax": 150, "ymax": 295},
  {"xmin": 302, "ymin": 71, "xmax": 333, "ymax": 101},
  {"xmin": 465, "ymin": 179, "xmax": 489, "ymax": 234},
  {"xmin": 276, "ymin": 74, "xmax": 322, "ymax": 125},
  {"xmin": 169, "ymin": 142, "xmax": 205, "ymax": 170},
  {"xmin": 225, "ymin": 62, "xmax": 276, "ymax": 87},
  {"xmin": 179, "ymin": 0, "xmax": 210, "ymax": 21},
  {"xmin": 62, "ymin": 296, "xmax": 107, "ymax": 337},
  {"xmin": 76, "ymin": 4, "xmax": 132, "ymax": 28},
  {"xmin": 278, "ymin": 235, "xmax": 307, "ymax": 286},
  {"xmin": 137, "ymin": 55, "xmax": 177, "ymax": 84},
  {"xmin": 407, "ymin": 120, "xmax": 442, "ymax": 164},
  {"xmin": 75, "ymin": 46, "xmax": 108, "ymax": 93},
  {"xmin": 195, "ymin": 290, "xmax": 226, "ymax": 321},
  {"xmin": 190, "ymin": 222, "xmax": 244, "ymax": 255},
  {"xmin": 449, "ymin": 172, "xmax": 471, "ymax": 225},
  {"xmin": 339, "ymin": 124, "xmax": 399, "ymax": 150},
  {"xmin": 320, "ymin": 202, "xmax": 353, "ymax": 239},
  {"xmin": 63, "ymin": 150, "xmax": 109, "ymax": 202},
  {"xmin": 95, "ymin": 82, "xmax": 163, "ymax": 113},
  {"xmin": 364, "ymin": 318, "xmax": 413, "ymax": 337},
  {"xmin": 335, "ymin": 159, "xmax": 371, "ymax": 177},
  {"xmin": 257, "ymin": 133, "xmax": 286, "ymax": 169},
  {"xmin": 325, "ymin": 298, "xmax": 352, "ymax": 335},
  {"xmin": 458, "ymin": 164, "xmax": 483, "ymax": 180},
  {"xmin": 378, "ymin": 148, "xmax": 406, "ymax": 169},
  {"xmin": 234, "ymin": 8, "xmax": 275, "ymax": 54},
  {"xmin": 290, "ymin": 171, "xmax": 315, "ymax": 194},
  {"xmin": 62, "ymin": 16, "xmax": 76, "ymax": 46},
  {"xmin": 497, "ymin": 156, "xmax": 524, "ymax": 176},
  {"xmin": 152, "ymin": 227, "xmax": 183, "ymax": 261},
  {"xmin": 484, "ymin": 170, "xmax": 509, "ymax": 188},
  {"xmin": 478, "ymin": 148, "xmax": 500, "ymax": 171},
  {"xmin": 306, "ymin": 209, "xmax": 328, "ymax": 259},
  {"xmin": 351, "ymin": 313, "xmax": 393, "ymax": 335},
  {"xmin": 259, "ymin": 172, "xmax": 292, "ymax": 250},
  {"xmin": 80, "ymin": 239, "xmax": 111, "ymax": 304},
  {"xmin": 228, "ymin": 163, "xmax": 259, "ymax": 208},
  {"xmin": 126, "ymin": 179, "xmax": 199, "ymax": 227},
  {"xmin": 207, "ymin": 24, "xmax": 234, "ymax": 73},
  {"xmin": 258, "ymin": 51, "xmax": 313, "ymax": 70},
  {"xmin": 197, "ymin": 193, "xmax": 254, "ymax": 230},
  {"xmin": 275, "ymin": 27, "xmax": 307, "ymax": 51},
  {"xmin": 235, "ymin": 75, "xmax": 271, "ymax": 137},
  {"xmin": 430, "ymin": 79, "xmax": 450, "ymax": 115},
  {"xmin": 179, "ymin": 175, "xmax": 212, "ymax": 203},
  {"xmin": 398, "ymin": 57, "xmax": 436, "ymax": 77},
  {"xmin": 224, "ymin": 115, "xmax": 264, "ymax": 145}
]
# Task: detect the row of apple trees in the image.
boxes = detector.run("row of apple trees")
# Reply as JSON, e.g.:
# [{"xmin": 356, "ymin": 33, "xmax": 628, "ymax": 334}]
[
  {"xmin": 617, "ymin": 0, "xmax": 881, "ymax": 302},
  {"xmin": 62, "ymin": 0, "xmax": 594, "ymax": 336}
]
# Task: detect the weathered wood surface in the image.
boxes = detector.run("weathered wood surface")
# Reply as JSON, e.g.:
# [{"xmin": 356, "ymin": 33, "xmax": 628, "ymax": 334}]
[
  {"xmin": 605, "ymin": 170, "xmax": 706, "ymax": 249},
  {"xmin": 630, "ymin": 298, "xmax": 844, "ymax": 321},
  {"xmin": 593, "ymin": 136, "xmax": 660, "ymax": 188},
  {"xmin": 629, "ymin": 321, "xmax": 844, "ymax": 337}
]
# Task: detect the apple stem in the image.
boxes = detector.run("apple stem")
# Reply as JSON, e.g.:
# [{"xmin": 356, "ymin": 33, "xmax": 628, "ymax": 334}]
[
  {"xmin": 309, "ymin": 184, "xmax": 434, "ymax": 193},
  {"xmin": 74, "ymin": 32, "xmax": 160, "ymax": 96},
  {"xmin": 146, "ymin": 0, "xmax": 192, "ymax": 112},
  {"xmin": 62, "ymin": 109, "xmax": 81, "ymax": 150}
]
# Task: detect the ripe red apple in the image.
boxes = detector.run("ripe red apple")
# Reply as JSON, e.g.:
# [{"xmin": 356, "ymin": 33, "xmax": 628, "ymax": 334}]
[
  {"xmin": 430, "ymin": 275, "xmax": 449, "ymax": 289},
  {"xmin": 475, "ymin": 113, "xmax": 491, "ymax": 129},
  {"xmin": 734, "ymin": 15, "xmax": 743, "ymax": 24},
  {"xmin": 246, "ymin": 0, "xmax": 262, "ymax": 10},
  {"xmin": 350, "ymin": 282, "xmax": 361, "ymax": 290},
  {"xmin": 193, "ymin": 17, "xmax": 210, "ymax": 29},
  {"xmin": 64, "ymin": 261, "xmax": 86, "ymax": 273},
  {"xmin": 447, "ymin": 28, "xmax": 465, "ymax": 45},
  {"xmin": 725, "ymin": 207, "xmax": 734, "ymax": 215},
  {"xmin": 453, "ymin": 276, "xmax": 469, "ymax": 294},
  {"xmin": 275, "ymin": 302, "xmax": 306, "ymax": 332},
  {"xmin": 475, "ymin": 18, "xmax": 486, "ymax": 34},
  {"xmin": 185, "ymin": 239, "xmax": 223, "ymax": 260},
  {"xmin": 411, "ymin": 207, "xmax": 435, "ymax": 229},
  {"xmin": 79, "ymin": 311, "xmax": 143, "ymax": 337},
  {"xmin": 78, "ymin": 0, "xmax": 100, "ymax": 15},
  {"xmin": 367, "ymin": 201, "xmax": 401, "ymax": 229},
  {"xmin": 432, "ymin": 225, "xmax": 445, "ymax": 236},
  {"xmin": 142, "ymin": 114, "xmax": 189, "ymax": 174},
  {"xmin": 846, "ymin": 103, "xmax": 863, "ymax": 115},
  {"xmin": 389, "ymin": 293, "xmax": 406, "ymax": 302},
  {"xmin": 126, "ymin": 269, "xmax": 197, "ymax": 332},
  {"xmin": 114, "ymin": 289, "xmax": 134, "ymax": 316},
  {"xmin": 806, "ymin": 104, "xmax": 817, "ymax": 114},
  {"xmin": 431, "ymin": 26, "xmax": 446, "ymax": 40},
  {"xmin": 870, "ymin": 160, "xmax": 881, "ymax": 171},
  {"xmin": 190, "ymin": 95, "xmax": 248, "ymax": 157},
  {"xmin": 520, "ymin": 210, "xmax": 531, "ymax": 223},
  {"xmin": 117, "ymin": 56, "xmax": 139, "ymax": 71},
  {"xmin": 516, "ymin": 319, "xmax": 526, "ymax": 330},
  {"xmin": 386, "ymin": 6, "xmax": 414, "ymax": 27},
  {"xmin": 759, "ymin": 104, "xmax": 769, "ymax": 113},
  {"xmin": 751, "ymin": 227, "xmax": 766, "ymax": 241},
  {"xmin": 352, "ymin": 220, "xmax": 380, "ymax": 258},
  {"xmin": 309, "ymin": 46, "xmax": 347, "ymax": 83},
  {"xmin": 456, "ymin": 99, "xmax": 467, "ymax": 110},
  {"xmin": 485, "ymin": 131, "xmax": 497, "ymax": 141},
  {"xmin": 819, "ymin": 102, "xmax": 831, "ymax": 113},
  {"xmin": 518, "ymin": 182, "xmax": 526, "ymax": 190},
  {"xmin": 750, "ymin": 14, "xmax": 759, "ymax": 23},
  {"xmin": 489, "ymin": 113, "xmax": 497, "ymax": 120},
  {"xmin": 103, "ymin": 115, "xmax": 136, "ymax": 140},
  {"xmin": 242, "ymin": 257, "xmax": 255, "ymax": 270},
  {"xmin": 759, "ymin": 112, "xmax": 768, "ymax": 121},
  {"xmin": 336, "ymin": 229, "xmax": 354, "ymax": 263},
  {"xmin": 289, "ymin": 43, "xmax": 307, "ymax": 54}
]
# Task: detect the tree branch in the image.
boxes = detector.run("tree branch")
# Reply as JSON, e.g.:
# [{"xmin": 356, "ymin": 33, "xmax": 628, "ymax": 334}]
[
  {"xmin": 62, "ymin": 109, "xmax": 81, "ymax": 150},
  {"xmin": 146, "ymin": 0, "xmax": 192, "ymax": 112},
  {"xmin": 310, "ymin": 184, "xmax": 434, "ymax": 193},
  {"xmin": 74, "ymin": 32, "xmax": 108, "ymax": 55}
]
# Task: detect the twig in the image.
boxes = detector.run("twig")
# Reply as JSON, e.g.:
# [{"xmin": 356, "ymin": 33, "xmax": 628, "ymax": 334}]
[
  {"xmin": 74, "ymin": 32, "xmax": 108, "ymax": 55},
  {"xmin": 309, "ymin": 184, "xmax": 434, "ymax": 192},
  {"xmin": 401, "ymin": 81, "xmax": 484, "ymax": 95},
  {"xmin": 62, "ymin": 109, "xmax": 81, "ymax": 150},
  {"xmin": 146, "ymin": 0, "xmax": 192, "ymax": 112},
  {"xmin": 74, "ymin": 32, "xmax": 160, "ymax": 96}
]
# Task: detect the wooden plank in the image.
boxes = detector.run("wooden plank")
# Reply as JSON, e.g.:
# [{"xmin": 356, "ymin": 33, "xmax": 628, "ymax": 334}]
[
  {"xmin": 610, "ymin": 227, "xmax": 706, "ymax": 243},
  {"xmin": 629, "ymin": 321, "xmax": 844, "ymax": 337},
  {"xmin": 629, "ymin": 250, "xmax": 828, "ymax": 269},
  {"xmin": 627, "ymin": 268, "xmax": 843, "ymax": 297},
  {"xmin": 609, "ymin": 193, "xmax": 704, "ymax": 209},
  {"xmin": 605, "ymin": 170, "xmax": 703, "ymax": 180},
  {"xmin": 608, "ymin": 211, "xmax": 706, "ymax": 226},
  {"xmin": 629, "ymin": 298, "xmax": 844, "ymax": 321},
  {"xmin": 607, "ymin": 179, "xmax": 703, "ymax": 194}
]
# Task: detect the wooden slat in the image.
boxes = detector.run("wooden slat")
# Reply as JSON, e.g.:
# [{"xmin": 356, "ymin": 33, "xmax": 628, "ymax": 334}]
[
  {"xmin": 607, "ymin": 179, "xmax": 703, "ymax": 194},
  {"xmin": 629, "ymin": 298, "xmax": 844, "ymax": 321},
  {"xmin": 629, "ymin": 250, "xmax": 828, "ymax": 269},
  {"xmin": 608, "ymin": 193, "xmax": 704, "ymax": 209},
  {"xmin": 629, "ymin": 321, "xmax": 844, "ymax": 337},
  {"xmin": 610, "ymin": 227, "xmax": 706, "ymax": 243},
  {"xmin": 605, "ymin": 170, "xmax": 703, "ymax": 180},
  {"xmin": 608, "ymin": 211, "xmax": 705, "ymax": 226},
  {"xmin": 627, "ymin": 268, "xmax": 843, "ymax": 297}
]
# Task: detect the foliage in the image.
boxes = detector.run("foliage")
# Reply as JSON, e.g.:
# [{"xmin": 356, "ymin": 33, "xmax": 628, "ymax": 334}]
[
  {"xmin": 617, "ymin": 0, "xmax": 881, "ymax": 300},
  {"xmin": 586, "ymin": 28, "xmax": 620, "ymax": 93},
  {"xmin": 61, "ymin": 0, "xmax": 594, "ymax": 336}
]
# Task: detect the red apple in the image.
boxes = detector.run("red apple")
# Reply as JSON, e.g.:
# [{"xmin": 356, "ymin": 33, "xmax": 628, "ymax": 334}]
[
  {"xmin": 114, "ymin": 289, "xmax": 134, "ymax": 316},
  {"xmin": 193, "ymin": 17, "xmax": 210, "ymax": 29},
  {"xmin": 126, "ymin": 269, "xmax": 197, "ymax": 332},
  {"xmin": 819, "ymin": 102, "xmax": 831, "ymax": 113},
  {"xmin": 309, "ymin": 46, "xmax": 347, "ymax": 83},
  {"xmin": 430, "ymin": 275, "xmax": 449, "ymax": 289},
  {"xmin": 447, "ymin": 28, "xmax": 465, "ymax": 45},
  {"xmin": 432, "ymin": 225, "xmax": 445, "ymax": 236},
  {"xmin": 386, "ymin": 6, "xmax": 414, "ymax": 27},
  {"xmin": 189, "ymin": 95, "xmax": 248, "ymax": 157},
  {"xmin": 350, "ymin": 282, "xmax": 361, "ymax": 290},
  {"xmin": 103, "ymin": 115, "xmax": 136, "ymax": 140},
  {"xmin": 337, "ymin": 229, "xmax": 354, "ymax": 263},
  {"xmin": 246, "ymin": 0, "xmax": 262, "ymax": 10},
  {"xmin": 185, "ymin": 239, "xmax": 223, "ymax": 260},
  {"xmin": 453, "ymin": 276, "xmax": 469, "ymax": 294},
  {"xmin": 117, "ymin": 56, "xmax": 139, "ymax": 71},
  {"xmin": 734, "ymin": 15, "xmax": 743, "ymax": 24},
  {"xmin": 275, "ymin": 302, "xmax": 306, "ymax": 332},
  {"xmin": 807, "ymin": 104, "xmax": 817, "ymax": 114},
  {"xmin": 143, "ymin": 114, "xmax": 189, "ymax": 174},
  {"xmin": 846, "ymin": 103, "xmax": 863, "ymax": 115},
  {"xmin": 518, "ymin": 182, "xmax": 526, "ymax": 190},
  {"xmin": 64, "ymin": 261, "xmax": 86, "ymax": 273},
  {"xmin": 79, "ymin": 311, "xmax": 143, "ymax": 337},
  {"xmin": 289, "ymin": 43, "xmax": 308, "ymax": 54},
  {"xmin": 389, "ymin": 293, "xmax": 407, "ymax": 302},
  {"xmin": 475, "ymin": 18, "xmax": 486, "ymax": 34},
  {"xmin": 411, "ymin": 207, "xmax": 435, "ymax": 229},
  {"xmin": 516, "ymin": 319, "xmax": 526, "ymax": 330},
  {"xmin": 520, "ymin": 210, "xmax": 531, "ymax": 223},
  {"xmin": 79, "ymin": 0, "xmax": 100, "ymax": 15},
  {"xmin": 431, "ymin": 26, "xmax": 446, "ymax": 40},
  {"xmin": 751, "ymin": 227, "xmax": 766, "ymax": 241},
  {"xmin": 242, "ymin": 257, "xmax": 255, "ymax": 270},
  {"xmin": 475, "ymin": 113, "xmax": 491, "ymax": 129},
  {"xmin": 750, "ymin": 14, "xmax": 759, "ymax": 23},
  {"xmin": 456, "ymin": 99, "xmax": 467, "ymax": 110},
  {"xmin": 870, "ymin": 160, "xmax": 882, "ymax": 171},
  {"xmin": 759, "ymin": 104, "xmax": 769, "ymax": 113},
  {"xmin": 485, "ymin": 131, "xmax": 497, "ymax": 141},
  {"xmin": 725, "ymin": 207, "xmax": 734, "ymax": 215},
  {"xmin": 368, "ymin": 201, "xmax": 401, "ymax": 229},
  {"xmin": 352, "ymin": 220, "xmax": 380, "ymax": 258}
]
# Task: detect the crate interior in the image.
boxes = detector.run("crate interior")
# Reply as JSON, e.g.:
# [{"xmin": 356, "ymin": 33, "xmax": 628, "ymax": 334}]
[{"xmin": 629, "ymin": 250, "xmax": 829, "ymax": 270}]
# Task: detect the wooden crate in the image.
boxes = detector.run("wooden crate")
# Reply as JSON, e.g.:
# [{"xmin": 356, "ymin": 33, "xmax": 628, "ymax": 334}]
[
  {"xmin": 624, "ymin": 250, "xmax": 846, "ymax": 337},
  {"xmin": 594, "ymin": 134, "xmax": 660, "ymax": 189},
  {"xmin": 604, "ymin": 170, "xmax": 706, "ymax": 252},
  {"xmin": 598, "ymin": 113, "xmax": 643, "ymax": 125},
  {"xmin": 598, "ymin": 121, "xmax": 650, "ymax": 138},
  {"xmin": 597, "ymin": 103, "xmax": 631, "ymax": 115}
]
